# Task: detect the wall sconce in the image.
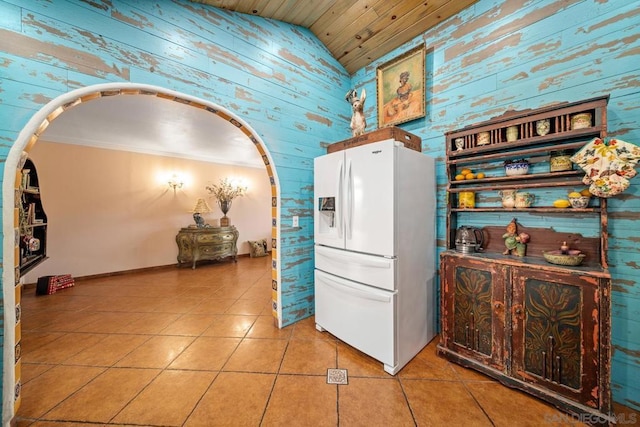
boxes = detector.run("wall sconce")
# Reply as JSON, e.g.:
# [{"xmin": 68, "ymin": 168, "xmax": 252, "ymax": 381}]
[{"xmin": 168, "ymin": 174, "xmax": 184, "ymax": 192}]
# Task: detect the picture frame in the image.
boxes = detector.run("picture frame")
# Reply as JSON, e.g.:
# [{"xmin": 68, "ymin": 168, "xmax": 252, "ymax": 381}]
[{"xmin": 376, "ymin": 44, "xmax": 426, "ymax": 128}]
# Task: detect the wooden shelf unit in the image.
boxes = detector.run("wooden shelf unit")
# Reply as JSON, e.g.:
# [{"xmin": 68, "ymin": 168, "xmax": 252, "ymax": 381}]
[
  {"xmin": 18, "ymin": 158, "xmax": 48, "ymax": 276},
  {"xmin": 439, "ymin": 95, "xmax": 613, "ymax": 425}
]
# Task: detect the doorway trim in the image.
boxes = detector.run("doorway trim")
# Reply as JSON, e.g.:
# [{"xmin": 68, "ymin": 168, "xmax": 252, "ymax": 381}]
[{"xmin": 2, "ymin": 83, "xmax": 282, "ymax": 422}]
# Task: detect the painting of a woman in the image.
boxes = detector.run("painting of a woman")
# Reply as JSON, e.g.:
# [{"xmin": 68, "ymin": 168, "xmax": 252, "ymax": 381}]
[{"xmin": 377, "ymin": 45, "xmax": 425, "ymax": 127}]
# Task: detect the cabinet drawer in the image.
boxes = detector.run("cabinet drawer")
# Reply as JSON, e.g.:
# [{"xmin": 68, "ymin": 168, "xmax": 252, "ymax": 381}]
[
  {"xmin": 200, "ymin": 242, "xmax": 234, "ymax": 256},
  {"xmin": 197, "ymin": 232, "xmax": 235, "ymax": 244},
  {"xmin": 315, "ymin": 270, "xmax": 395, "ymax": 367}
]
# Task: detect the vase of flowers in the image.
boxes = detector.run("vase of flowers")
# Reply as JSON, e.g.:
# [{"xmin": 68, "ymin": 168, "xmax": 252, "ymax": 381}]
[{"xmin": 205, "ymin": 178, "xmax": 247, "ymax": 226}]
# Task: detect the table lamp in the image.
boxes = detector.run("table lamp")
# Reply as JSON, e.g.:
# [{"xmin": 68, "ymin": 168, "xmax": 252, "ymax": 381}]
[{"xmin": 191, "ymin": 198, "xmax": 212, "ymax": 228}]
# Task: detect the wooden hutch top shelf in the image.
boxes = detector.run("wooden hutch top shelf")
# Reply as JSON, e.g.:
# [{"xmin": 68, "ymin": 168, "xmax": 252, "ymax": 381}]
[
  {"xmin": 444, "ymin": 95, "xmax": 610, "ymax": 271},
  {"xmin": 446, "ymin": 95, "xmax": 609, "ymax": 159}
]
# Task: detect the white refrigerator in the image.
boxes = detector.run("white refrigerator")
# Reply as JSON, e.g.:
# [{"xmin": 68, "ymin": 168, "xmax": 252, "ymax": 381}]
[{"xmin": 314, "ymin": 139, "xmax": 436, "ymax": 375}]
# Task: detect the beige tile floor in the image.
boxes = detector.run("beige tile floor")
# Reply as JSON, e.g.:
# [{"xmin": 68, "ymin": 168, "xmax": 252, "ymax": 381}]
[{"xmin": 15, "ymin": 256, "xmax": 636, "ymax": 426}]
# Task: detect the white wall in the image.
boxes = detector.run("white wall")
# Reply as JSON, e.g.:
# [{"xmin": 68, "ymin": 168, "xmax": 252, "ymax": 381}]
[{"xmin": 24, "ymin": 141, "xmax": 271, "ymax": 282}]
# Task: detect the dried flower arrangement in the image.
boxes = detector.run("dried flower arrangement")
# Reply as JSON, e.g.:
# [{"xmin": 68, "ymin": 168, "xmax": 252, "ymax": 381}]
[{"xmin": 205, "ymin": 178, "xmax": 247, "ymax": 213}]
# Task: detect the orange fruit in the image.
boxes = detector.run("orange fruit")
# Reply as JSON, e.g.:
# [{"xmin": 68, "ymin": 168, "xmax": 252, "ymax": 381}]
[
  {"xmin": 455, "ymin": 174, "xmax": 465, "ymax": 181},
  {"xmin": 476, "ymin": 172, "xmax": 485, "ymax": 179},
  {"xmin": 460, "ymin": 168, "xmax": 472, "ymax": 176},
  {"xmin": 465, "ymin": 173, "xmax": 476, "ymax": 180},
  {"xmin": 580, "ymin": 189, "xmax": 591, "ymax": 197}
]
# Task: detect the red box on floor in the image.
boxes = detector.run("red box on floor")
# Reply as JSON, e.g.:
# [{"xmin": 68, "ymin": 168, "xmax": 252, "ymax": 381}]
[{"xmin": 36, "ymin": 274, "xmax": 75, "ymax": 295}]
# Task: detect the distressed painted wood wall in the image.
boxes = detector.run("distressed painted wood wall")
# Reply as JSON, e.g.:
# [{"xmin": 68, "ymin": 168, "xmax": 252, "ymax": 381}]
[
  {"xmin": 1, "ymin": 0, "xmax": 638, "ymax": 420},
  {"xmin": 0, "ymin": 0, "xmax": 350, "ymax": 419},
  {"xmin": 351, "ymin": 0, "xmax": 640, "ymax": 412}
]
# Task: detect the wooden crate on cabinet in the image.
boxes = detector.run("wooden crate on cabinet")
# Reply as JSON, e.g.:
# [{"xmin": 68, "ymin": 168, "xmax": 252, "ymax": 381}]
[{"xmin": 438, "ymin": 96, "xmax": 613, "ymax": 425}]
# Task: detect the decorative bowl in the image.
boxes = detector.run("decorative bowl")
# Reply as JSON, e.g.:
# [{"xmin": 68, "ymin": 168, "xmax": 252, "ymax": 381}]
[
  {"xmin": 505, "ymin": 161, "xmax": 530, "ymax": 176},
  {"xmin": 543, "ymin": 250, "xmax": 586, "ymax": 266},
  {"xmin": 569, "ymin": 196, "xmax": 590, "ymax": 208}
]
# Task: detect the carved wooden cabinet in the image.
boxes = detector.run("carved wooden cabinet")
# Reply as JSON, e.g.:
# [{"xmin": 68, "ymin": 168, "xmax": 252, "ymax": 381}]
[
  {"xmin": 438, "ymin": 96, "xmax": 613, "ymax": 424},
  {"xmin": 510, "ymin": 266, "xmax": 608, "ymax": 410},
  {"xmin": 440, "ymin": 256, "xmax": 506, "ymax": 371},
  {"xmin": 176, "ymin": 226, "xmax": 238, "ymax": 269},
  {"xmin": 440, "ymin": 253, "xmax": 611, "ymax": 421}
]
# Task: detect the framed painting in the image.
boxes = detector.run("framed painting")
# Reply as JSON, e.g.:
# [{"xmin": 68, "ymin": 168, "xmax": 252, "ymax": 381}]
[{"xmin": 376, "ymin": 45, "xmax": 426, "ymax": 128}]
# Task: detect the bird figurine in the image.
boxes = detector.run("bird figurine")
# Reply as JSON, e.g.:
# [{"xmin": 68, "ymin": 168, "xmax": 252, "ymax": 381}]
[{"xmin": 346, "ymin": 88, "xmax": 367, "ymax": 137}]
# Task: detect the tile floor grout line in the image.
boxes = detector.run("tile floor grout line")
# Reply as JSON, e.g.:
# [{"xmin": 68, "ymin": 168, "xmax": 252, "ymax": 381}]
[
  {"xmin": 36, "ymin": 365, "xmax": 109, "ymax": 424},
  {"xmin": 459, "ymin": 375, "xmax": 497, "ymax": 426},
  {"xmin": 256, "ymin": 324, "xmax": 292, "ymax": 425},
  {"xmin": 179, "ymin": 370, "xmax": 221, "ymax": 426},
  {"xmin": 397, "ymin": 377, "xmax": 419, "ymax": 426}
]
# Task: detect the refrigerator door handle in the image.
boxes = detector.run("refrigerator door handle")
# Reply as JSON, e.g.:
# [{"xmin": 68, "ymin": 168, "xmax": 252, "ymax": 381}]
[
  {"xmin": 346, "ymin": 159, "xmax": 353, "ymax": 239},
  {"xmin": 337, "ymin": 160, "xmax": 344, "ymax": 238},
  {"xmin": 320, "ymin": 274, "xmax": 392, "ymax": 303},
  {"xmin": 316, "ymin": 249, "xmax": 393, "ymax": 269}
]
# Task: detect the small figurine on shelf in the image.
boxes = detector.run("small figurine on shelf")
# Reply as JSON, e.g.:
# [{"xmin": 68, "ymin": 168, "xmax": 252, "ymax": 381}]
[
  {"xmin": 502, "ymin": 218, "xmax": 518, "ymax": 255},
  {"xmin": 502, "ymin": 218, "xmax": 531, "ymax": 257},
  {"xmin": 516, "ymin": 232, "xmax": 530, "ymax": 257}
]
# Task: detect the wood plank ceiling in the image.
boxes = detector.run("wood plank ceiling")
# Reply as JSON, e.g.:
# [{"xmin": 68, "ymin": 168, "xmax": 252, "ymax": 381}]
[{"xmin": 189, "ymin": 0, "xmax": 478, "ymax": 74}]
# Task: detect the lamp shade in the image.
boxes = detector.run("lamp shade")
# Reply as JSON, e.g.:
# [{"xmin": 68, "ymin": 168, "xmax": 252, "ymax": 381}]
[{"xmin": 191, "ymin": 198, "xmax": 212, "ymax": 214}]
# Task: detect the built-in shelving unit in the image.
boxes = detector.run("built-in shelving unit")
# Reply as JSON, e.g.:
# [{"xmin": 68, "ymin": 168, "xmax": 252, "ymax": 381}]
[{"xmin": 18, "ymin": 158, "xmax": 48, "ymax": 275}]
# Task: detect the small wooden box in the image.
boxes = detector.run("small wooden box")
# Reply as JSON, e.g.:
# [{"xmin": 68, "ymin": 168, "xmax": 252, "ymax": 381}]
[{"xmin": 327, "ymin": 127, "xmax": 421, "ymax": 154}]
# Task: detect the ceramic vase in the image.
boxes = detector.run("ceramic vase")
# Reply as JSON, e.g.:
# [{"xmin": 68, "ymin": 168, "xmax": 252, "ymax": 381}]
[
  {"xmin": 477, "ymin": 132, "xmax": 490, "ymax": 146},
  {"xmin": 499, "ymin": 189, "xmax": 517, "ymax": 208},
  {"xmin": 458, "ymin": 191, "xmax": 475, "ymax": 208},
  {"xmin": 515, "ymin": 192, "xmax": 535, "ymax": 208},
  {"xmin": 536, "ymin": 119, "xmax": 550, "ymax": 136},
  {"xmin": 571, "ymin": 113, "xmax": 592, "ymax": 130},
  {"xmin": 219, "ymin": 200, "xmax": 231, "ymax": 226}
]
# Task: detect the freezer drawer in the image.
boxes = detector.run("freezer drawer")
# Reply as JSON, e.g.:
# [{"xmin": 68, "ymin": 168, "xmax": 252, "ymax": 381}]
[
  {"xmin": 315, "ymin": 269, "xmax": 396, "ymax": 368},
  {"xmin": 315, "ymin": 245, "xmax": 396, "ymax": 291}
]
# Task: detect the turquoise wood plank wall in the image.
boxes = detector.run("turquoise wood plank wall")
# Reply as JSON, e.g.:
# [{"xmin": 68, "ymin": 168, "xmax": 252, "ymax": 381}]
[
  {"xmin": 350, "ymin": 0, "xmax": 640, "ymax": 411},
  {"xmin": 0, "ymin": 0, "xmax": 638, "ymax": 420},
  {"xmin": 0, "ymin": 0, "xmax": 351, "ymax": 320},
  {"xmin": 0, "ymin": 0, "xmax": 350, "ymax": 419}
]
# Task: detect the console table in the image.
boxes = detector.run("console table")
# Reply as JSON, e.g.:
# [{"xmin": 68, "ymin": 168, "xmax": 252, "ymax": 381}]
[{"xmin": 176, "ymin": 226, "xmax": 239, "ymax": 269}]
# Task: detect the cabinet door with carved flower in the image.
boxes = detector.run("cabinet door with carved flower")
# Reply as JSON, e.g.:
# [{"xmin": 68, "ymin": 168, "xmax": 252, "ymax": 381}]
[
  {"xmin": 440, "ymin": 255, "xmax": 507, "ymax": 371},
  {"xmin": 511, "ymin": 267, "xmax": 605, "ymax": 409}
]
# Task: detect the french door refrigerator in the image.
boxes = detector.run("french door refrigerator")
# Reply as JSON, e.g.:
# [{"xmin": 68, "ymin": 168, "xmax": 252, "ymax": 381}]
[{"xmin": 314, "ymin": 139, "xmax": 436, "ymax": 375}]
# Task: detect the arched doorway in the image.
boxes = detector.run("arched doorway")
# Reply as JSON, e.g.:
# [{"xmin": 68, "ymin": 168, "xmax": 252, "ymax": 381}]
[{"xmin": 2, "ymin": 83, "xmax": 282, "ymax": 421}]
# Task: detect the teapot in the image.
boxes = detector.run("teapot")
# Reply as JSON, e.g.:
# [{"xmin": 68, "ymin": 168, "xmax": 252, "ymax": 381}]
[{"xmin": 455, "ymin": 226, "xmax": 484, "ymax": 253}]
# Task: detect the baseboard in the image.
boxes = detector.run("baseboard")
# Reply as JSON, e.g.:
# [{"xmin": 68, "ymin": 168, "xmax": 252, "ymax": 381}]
[{"xmin": 22, "ymin": 252, "xmax": 257, "ymax": 289}]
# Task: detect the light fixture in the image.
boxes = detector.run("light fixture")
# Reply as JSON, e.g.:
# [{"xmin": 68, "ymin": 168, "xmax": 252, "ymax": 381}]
[
  {"xmin": 168, "ymin": 174, "xmax": 184, "ymax": 192},
  {"xmin": 190, "ymin": 198, "xmax": 212, "ymax": 228}
]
